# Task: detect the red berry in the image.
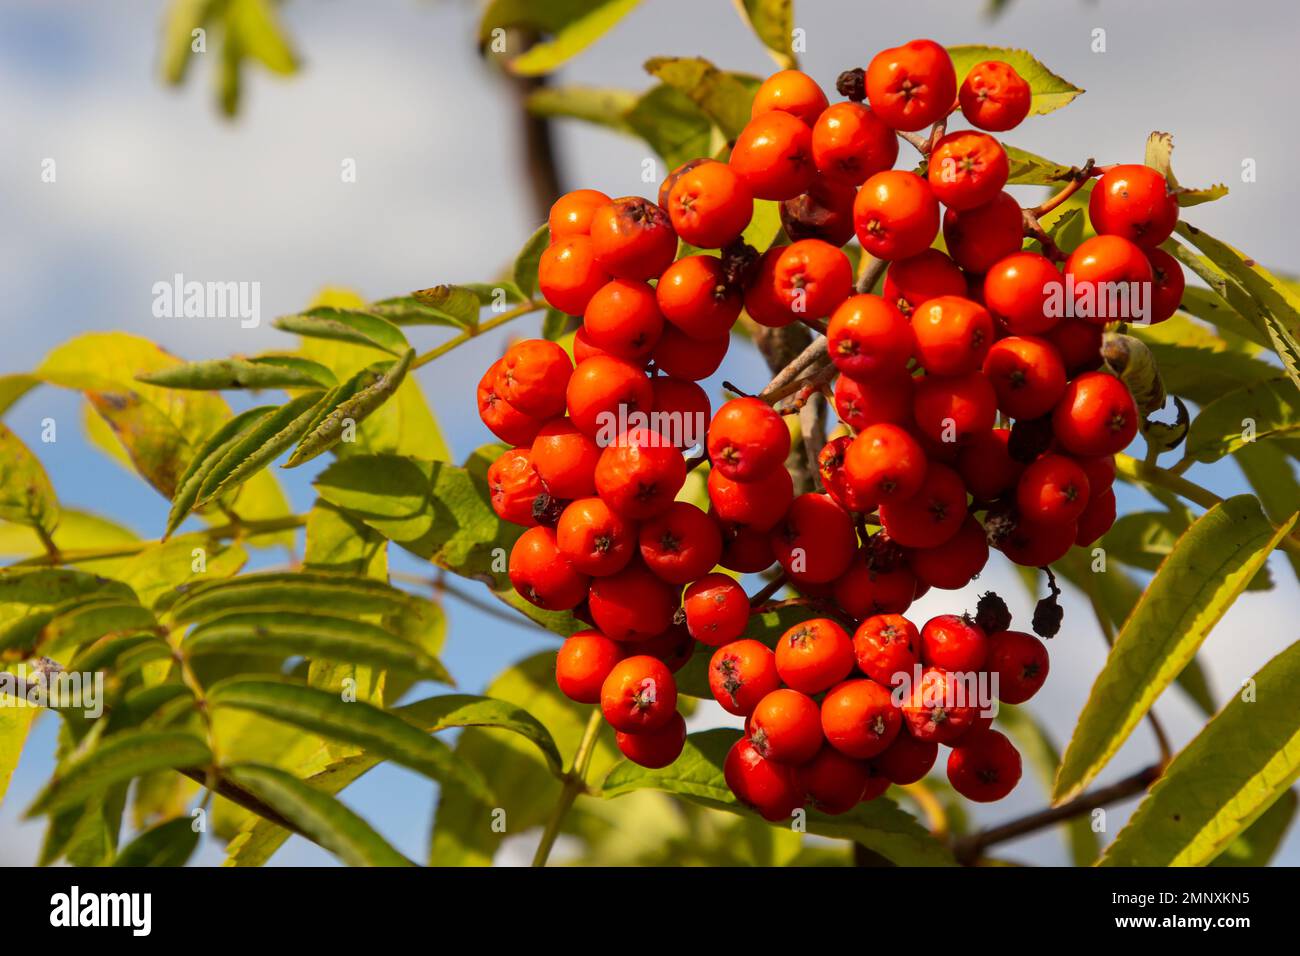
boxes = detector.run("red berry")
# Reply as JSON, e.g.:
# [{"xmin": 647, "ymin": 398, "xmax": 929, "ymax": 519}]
[
  {"xmin": 947, "ymin": 729, "xmax": 1022, "ymax": 802},
  {"xmin": 530, "ymin": 418, "xmax": 600, "ymax": 499},
  {"xmin": 764, "ymin": 239, "xmax": 855, "ymax": 322},
  {"xmin": 478, "ymin": 360, "xmax": 545, "ymax": 446},
  {"xmin": 495, "ymin": 339, "xmax": 573, "ymax": 419},
  {"xmin": 682, "ymin": 572, "xmax": 750, "ymax": 647},
  {"xmin": 1017, "ymin": 453, "xmax": 1091, "ymax": 524},
  {"xmin": 565, "ymin": 355, "xmax": 653, "ymax": 439},
  {"xmin": 638, "ymin": 623, "xmax": 696, "ymax": 673},
  {"xmin": 811, "ymin": 102, "xmax": 898, "ymax": 186},
  {"xmin": 834, "ymin": 369, "xmax": 915, "ymax": 430},
  {"xmin": 556, "ymin": 630, "xmax": 624, "ymax": 703},
  {"xmin": 548, "ymin": 188, "xmax": 612, "ymax": 241},
  {"xmin": 865, "ymin": 39, "xmax": 957, "ymax": 132},
  {"xmin": 875, "ymin": 731, "xmax": 938, "ymax": 785},
  {"xmin": 1044, "ymin": 318, "xmax": 1103, "ymax": 375},
  {"xmin": 942, "ymin": 191, "xmax": 1025, "ymax": 274},
  {"xmin": 751, "ymin": 69, "xmax": 829, "ymax": 126},
  {"xmin": 907, "ymin": 514, "xmax": 990, "ymax": 591},
  {"xmin": 555, "ymin": 496, "xmax": 636, "ymax": 576},
  {"xmin": 730, "ymin": 110, "xmax": 816, "ymax": 201},
  {"xmin": 920, "ymin": 613, "xmax": 989, "ymax": 672},
  {"xmin": 1052, "ymin": 371, "xmax": 1138, "ymax": 456},
  {"xmin": 488, "ymin": 448, "xmax": 544, "ymax": 527},
  {"xmin": 616, "ymin": 711, "xmax": 687, "ymax": 769},
  {"xmin": 958, "ymin": 60, "xmax": 1031, "ymax": 131},
  {"xmin": 983, "ymin": 252, "xmax": 1065, "ymax": 336},
  {"xmin": 708, "ymin": 397, "xmax": 790, "ymax": 482},
  {"xmin": 826, "ymin": 294, "xmax": 914, "ymax": 379},
  {"xmin": 901, "ymin": 666, "xmax": 982, "ymax": 745},
  {"xmin": 982, "ymin": 335, "xmax": 1068, "ymax": 420},
  {"xmin": 819, "ymin": 435, "xmax": 870, "ymax": 513},
  {"xmin": 724, "ymin": 737, "xmax": 805, "ymax": 821},
  {"xmin": 844, "ymin": 423, "xmax": 928, "ymax": 505},
  {"xmin": 878, "ymin": 462, "xmax": 968, "ymax": 549},
  {"xmin": 1088, "ymin": 164, "xmax": 1178, "ymax": 248},
  {"xmin": 854, "ymin": 170, "xmax": 940, "ymax": 260},
  {"xmin": 912, "ymin": 369, "xmax": 998, "ymax": 447},
  {"xmin": 708, "ymin": 465, "xmax": 794, "ymax": 531},
  {"xmin": 853, "ymin": 613, "xmax": 920, "ymax": 686},
  {"xmin": 1075, "ymin": 484, "xmax": 1117, "ymax": 547},
  {"xmin": 656, "ymin": 254, "xmax": 742, "ymax": 340},
  {"xmin": 996, "ymin": 512, "xmax": 1078, "ymax": 567},
  {"xmin": 652, "ymin": 324, "xmax": 730, "ymax": 380},
  {"xmin": 882, "ymin": 249, "xmax": 966, "ymax": 317},
  {"xmin": 927, "ymin": 131, "xmax": 1009, "ymax": 211},
  {"xmin": 1064, "ymin": 235, "xmax": 1155, "ymax": 325},
  {"xmin": 709, "ymin": 640, "xmax": 781, "ymax": 716},
  {"xmin": 589, "ymin": 197, "xmax": 677, "ymax": 280},
  {"xmin": 986, "ymin": 629, "xmax": 1050, "ymax": 704},
  {"xmin": 821, "ymin": 678, "xmax": 902, "ymax": 758},
  {"xmin": 588, "ymin": 561, "xmax": 676, "ymax": 642},
  {"xmin": 648, "ymin": 376, "xmax": 711, "ymax": 451},
  {"xmin": 956, "ymin": 427, "xmax": 1024, "ymax": 501},
  {"xmin": 593, "ymin": 428, "xmax": 686, "ymax": 519},
  {"xmin": 774, "ymin": 617, "xmax": 855, "ymax": 695},
  {"xmin": 539, "ymin": 235, "xmax": 610, "ymax": 315},
  {"xmin": 834, "ymin": 558, "xmax": 918, "ymax": 618},
  {"xmin": 770, "ymin": 493, "xmax": 858, "ymax": 584},
  {"xmin": 508, "ymin": 526, "xmax": 589, "ymax": 610},
  {"xmin": 718, "ymin": 520, "xmax": 777, "ymax": 573},
  {"xmin": 797, "ymin": 746, "xmax": 872, "ymax": 814},
  {"xmin": 750, "ymin": 688, "xmax": 824, "ymax": 764},
  {"xmin": 583, "ymin": 278, "xmax": 664, "ymax": 362},
  {"xmin": 1147, "ymin": 247, "xmax": 1185, "ymax": 324},
  {"xmin": 638, "ymin": 501, "xmax": 722, "ymax": 584},
  {"xmin": 666, "ymin": 159, "xmax": 754, "ymax": 249},
  {"xmin": 910, "ymin": 295, "xmax": 994, "ymax": 376},
  {"xmin": 601, "ymin": 655, "xmax": 678, "ymax": 733}
]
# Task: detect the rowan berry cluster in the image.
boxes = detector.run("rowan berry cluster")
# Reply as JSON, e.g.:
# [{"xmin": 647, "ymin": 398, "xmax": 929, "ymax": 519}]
[{"xmin": 476, "ymin": 38, "xmax": 1177, "ymax": 812}]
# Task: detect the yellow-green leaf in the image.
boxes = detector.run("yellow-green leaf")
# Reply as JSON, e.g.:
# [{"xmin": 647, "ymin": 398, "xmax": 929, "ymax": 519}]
[
  {"xmin": 509, "ymin": 0, "xmax": 642, "ymax": 77},
  {"xmin": 1054, "ymin": 496, "xmax": 1298, "ymax": 803},
  {"xmin": 137, "ymin": 356, "xmax": 337, "ymax": 391},
  {"xmin": 1184, "ymin": 378, "xmax": 1299, "ymax": 462},
  {"xmin": 112, "ymin": 816, "xmax": 200, "ymax": 867},
  {"xmin": 734, "ymin": 0, "xmax": 796, "ymax": 69},
  {"xmin": 222, "ymin": 763, "xmax": 411, "ymax": 866},
  {"xmin": 644, "ymin": 56, "xmax": 760, "ymax": 140},
  {"xmin": 273, "ymin": 308, "xmax": 409, "ymax": 356},
  {"xmin": 0, "ymin": 423, "xmax": 59, "ymax": 536},
  {"xmin": 1101, "ymin": 642, "xmax": 1300, "ymax": 866}
]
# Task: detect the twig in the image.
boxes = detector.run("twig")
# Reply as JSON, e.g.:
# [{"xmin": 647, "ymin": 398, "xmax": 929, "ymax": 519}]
[
  {"xmin": 1030, "ymin": 158, "xmax": 1097, "ymax": 217},
  {"xmin": 411, "ymin": 301, "xmax": 541, "ymax": 370},
  {"xmin": 953, "ymin": 764, "xmax": 1161, "ymax": 865},
  {"xmin": 533, "ymin": 708, "xmax": 603, "ymax": 867},
  {"xmin": 748, "ymin": 573, "xmax": 789, "ymax": 607}
]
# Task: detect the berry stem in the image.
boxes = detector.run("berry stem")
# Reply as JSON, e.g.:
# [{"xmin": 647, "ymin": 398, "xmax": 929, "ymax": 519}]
[
  {"xmin": 532, "ymin": 707, "xmax": 604, "ymax": 867},
  {"xmin": 952, "ymin": 763, "xmax": 1162, "ymax": 865},
  {"xmin": 411, "ymin": 300, "xmax": 542, "ymax": 370},
  {"xmin": 749, "ymin": 572, "xmax": 789, "ymax": 607},
  {"xmin": 1028, "ymin": 158, "xmax": 1098, "ymax": 217},
  {"xmin": 1114, "ymin": 453, "xmax": 1300, "ymax": 558},
  {"xmin": 855, "ymin": 252, "xmax": 887, "ymax": 295}
]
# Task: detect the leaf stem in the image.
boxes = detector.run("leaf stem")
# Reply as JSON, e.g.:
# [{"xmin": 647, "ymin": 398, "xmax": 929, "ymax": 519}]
[
  {"xmin": 1114, "ymin": 453, "xmax": 1300, "ymax": 558},
  {"xmin": 411, "ymin": 301, "xmax": 541, "ymax": 370},
  {"xmin": 532, "ymin": 707, "xmax": 603, "ymax": 867}
]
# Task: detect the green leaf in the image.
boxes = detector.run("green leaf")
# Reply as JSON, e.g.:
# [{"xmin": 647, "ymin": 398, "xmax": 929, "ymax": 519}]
[
  {"xmin": 192, "ymin": 391, "xmax": 322, "ymax": 505},
  {"xmin": 600, "ymin": 728, "xmax": 954, "ymax": 865},
  {"xmin": 508, "ymin": 0, "xmax": 642, "ymax": 77},
  {"xmin": 1054, "ymin": 496, "xmax": 1298, "ymax": 802},
  {"xmin": 526, "ymin": 86, "xmax": 638, "ymax": 132},
  {"xmin": 1101, "ymin": 642, "xmax": 1300, "ymax": 866},
  {"xmin": 168, "ymin": 570, "xmax": 421, "ymax": 623},
  {"xmin": 1143, "ymin": 131, "xmax": 1228, "ymax": 207},
  {"xmin": 26, "ymin": 730, "xmax": 210, "ymax": 817},
  {"xmin": 222, "ymin": 763, "xmax": 412, "ymax": 866},
  {"xmin": 1175, "ymin": 223, "xmax": 1300, "ymax": 392},
  {"xmin": 226, "ymin": 0, "xmax": 297, "ymax": 75},
  {"xmin": 1100, "ymin": 506, "xmax": 1271, "ymax": 591},
  {"xmin": 112, "ymin": 816, "xmax": 200, "ymax": 867},
  {"xmin": 1132, "ymin": 313, "xmax": 1277, "ymax": 407},
  {"xmin": 207, "ymin": 678, "xmax": 491, "ymax": 802},
  {"xmin": 1184, "ymin": 378, "xmax": 1298, "ymax": 463},
  {"xmin": 0, "ymin": 423, "xmax": 59, "ymax": 536},
  {"xmin": 0, "ymin": 373, "xmax": 38, "ymax": 416},
  {"xmin": 644, "ymin": 57, "xmax": 761, "ymax": 139},
  {"xmin": 625, "ymin": 84, "xmax": 716, "ymax": 169},
  {"xmin": 947, "ymin": 46, "xmax": 1083, "ymax": 116},
  {"xmin": 734, "ymin": 0, "xmax": 796, "ymax": 69},
  {"xmin": 1235, "ymin": 442, "xmax": 1300, "ymax": 581},
  {"xmin": 1211, "ymin": 788, "xmax": 1297, "ymax": 867},
  {"xmin": 314, "ymin": 454, "xmax": 519, "ymax": 589},
  {"xmin": 284, "ymin": 349, "xmax": 414, "ymax": 468},
  {"xmin": 164, "ymin": 405, "xmax": 274, "ymax": 537},
  {"xmin": 1003, "ymin": 145, "xmax": 1077, "ymax": 185},
  {"xmin": 182, "ymin": 611, "xmax": 450, "ymax": 683},
  {"xmin": 273, "ymin": 308, "xmax": 409, "ymax": 356},
  {"xmin": 0, "ymin": 687, "xmax": 38, "ymax": 805},
  {"xmin": 136, "ymin": 356, "xmax": 337, "ymax": 390},
  {"xmin": 224, "ymin": 692, "xmax": 562, "ymax": 866},
  {"xmin": 405, "ymin": 286, "xmax": 484, "ymax": 328},
  {"xmin": 512, "ymin": 226, "xmax": 551, "ymax": 302},
  {"xmin": 995, "ymin": 705, "xmax": 1099, "ymax": 865}
]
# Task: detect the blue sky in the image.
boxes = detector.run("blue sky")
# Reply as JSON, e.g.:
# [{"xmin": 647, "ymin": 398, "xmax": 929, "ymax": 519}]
[{"xmin": 1, "ymin": 0, "xmax": 1297, "ymax": 866}]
